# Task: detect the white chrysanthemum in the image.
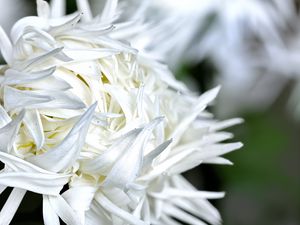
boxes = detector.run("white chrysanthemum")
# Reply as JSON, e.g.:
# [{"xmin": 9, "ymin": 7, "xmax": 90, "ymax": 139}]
[{"xmin": 0, "ymin": 1, "xmax": 242, "ymax": 224}]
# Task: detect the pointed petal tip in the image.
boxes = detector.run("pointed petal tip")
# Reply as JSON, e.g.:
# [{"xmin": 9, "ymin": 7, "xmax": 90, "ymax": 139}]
[
  {"xmin": 236, "ymin": 142, "xmax": 244, "ymax": 149},
  {"xmin": 19, "ymin": 109, "xmax": 26, "ymax": 118},
  {"xmin": 167, "ymin": 138, "xmax": 173, "ymax": 144},
  {"xmin": 90, "ymin": 101, "xmax": 98, "ymax": 109},
  {"xmin": 154, "ymin": 116, "xmax": 165, "ymax": 123},
  {"xmin": 240, "ymin": 119, "xmax": 245, "ymax": 124},
  {"xmin": 144, "ymin": 116, "xmax": 164, "ymax": 130},
  {"xmin": 220, "ymin": 191, "xmax": 226, "ymax": 198},
  {"xmin": 214, "ymin": 85, "xmax": 221, "ymax": 91},
  {"xmin": 57, "ymin": 46, "xmax": 64, "ymax": 52},
  {"xmin": 85, "ymin": 102, "xmax": 98, "ymax": 115},
  {"xmin": 210, "ymin": 85, "xmax": 221, "ymax": 98},
  {"xmin": 48, "ymin": 66, "xmax": 57, "ymax": 73},
  {"xmin": 81, "ymin": 102, "xmax": 97, "ymax": 119},
  {"xmin": 235, "ymin": 118, "xmax": 245, "ymax": 124}
]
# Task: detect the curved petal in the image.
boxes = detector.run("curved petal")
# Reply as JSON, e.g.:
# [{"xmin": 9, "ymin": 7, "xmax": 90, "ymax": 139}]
[
  {"xmin": 0, "ymin": 105, "xmax": 11, "ymax": 128},
  {"xmin": 81, "ymin": 128, "xmax": 143, "ymax": 174},
  {"xmin": 2, "ymin": 66, "xmax": 56, "ymax": 85},
  {"xmin": 4, "ymin": 86, "xmax": 85, "ymax": 111},
  {"xmin": 0, "ymin": 110, "xmax": 24, "ymax": 152},
  {"xmin": 27, "ymin": 103, "xmax": 96, "ymax": 172},
  {"xmin": 37, "ymin": 0, "xmax": 51, "ymax": 19},
  {"xmin": 62, "ymin": 186, "xmax": 96, "ymax": 211},
  {"xmin": 0, "ymin": 172, "xmax": 69, "ymax": 195},
  {"xmin": 23, "ymin": 109, "xmax": 45, "ymax": 150},
  {"xmin": 76, "ymin": 0, "xmax": 92, "ymax": 22},
  {"xmin": 46, "ymin": 195, "xmax": 82, "ymax": 225},
  {"xmin": 0, "ymin": 26, "xmax": 13, "ymax": 65},
  {"xmin": 103, "ymin": 117, "xmax": 163, "ymax": 188}
]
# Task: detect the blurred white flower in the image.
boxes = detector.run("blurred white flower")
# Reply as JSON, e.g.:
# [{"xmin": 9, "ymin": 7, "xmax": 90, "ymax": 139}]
[
  {"xmin": 0, "ymin": 0, "xmax": 242, "ymax": 224},
  {"xmin": 201, "ymin": 0, "xmax": 297, "ymax": 116},
  {"xmin": 117, "ymin": 0, "xmax": 298, "ymax": 116},
  {"xmin": 0, "ymin": 0, "xmax": 33, "ymax": 33}
]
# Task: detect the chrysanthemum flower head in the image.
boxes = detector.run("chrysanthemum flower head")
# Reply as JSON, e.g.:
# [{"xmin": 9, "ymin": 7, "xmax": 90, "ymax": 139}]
[{"xmin": 0, "ymin": 1, "xmax": 243, "ymax": 224}]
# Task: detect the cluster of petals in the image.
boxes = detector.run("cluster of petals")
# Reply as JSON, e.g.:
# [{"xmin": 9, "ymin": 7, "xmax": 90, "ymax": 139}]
[{"xmin": 0, "ymin": 0, "xmax": 243, "ymax": 224}]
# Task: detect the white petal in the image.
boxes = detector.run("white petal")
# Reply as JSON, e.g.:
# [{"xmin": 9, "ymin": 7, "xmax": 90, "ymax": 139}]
[
  {"xmin": 37, "ymin": 0, "xmax": 51, "ymax": 18},
  {"xmin": 50, "ymin": 13, "xmax": 82, "ymax": 35},
  {"xmin": 203, "ymin": 157, "xmax": 233, "ymax": 165},
  {"xmin": 101, "ymin": 0, "xmax": 119, "ymax": 22},
  {"xmin": 47, "ymin": 195, "xmax": 82, "ymax": 225},
  {"xmin": 4, "ymin": 86, "xmax": 85, "ymax": 111},
  {"xmin": 210, "ymin": 118, "xmax": 244, "ymax": 131},
  {"xmin": 133, "ymin": 197, "xmax": 150, "ymax": 223},
  {"xmin": 23, "ymin": 109, "xmax": 45, "ymax": 149},
  {"xmin": 0, "ymin": 188, "xmax": 26, "ymax": 225},
  {"xmin": 36, "ymin": 90, "xmax": 85, "ymax": 109},
  {"xmin": 23, "ymin": 26, "xmax": 56, "ymax": 45},
  {"xmin": 50, "ymin": 0, "xmax": 66, "ymax": 18},
  {"xmin": 0, "ymin": 172, "xmax": 69, "ymax": 195},
  {"xmin": 95, "ymin": 193, "xmax": 148, "ymax": 225},
  {"xmin": 104, "ymin": 84, "xmax": 136, "ymax": 122},
  {"xmin": 62, "ymin": 60, "xmax": 101, "ymax": 77},
  {"xmin": 63, "ymin": 48, "xmax": 119, "ymax": 61},
  {"xmin": 157, "ymin": 86, "xmax": 220, "ymax": 163},
  {"xmin": 43, "ymin": 195, "xmax": 60, "ymax": 225},
  {"xmin": 169, "ymin": 86, "xmax": 220, "ymax": 143},
  {"xmin": 195, "ymin": 142, "xmax": 243, "ymax": 160},
  {"xmin": 149, "ymin": 188, "xmax": 225, "ymax": 200},
  {"xmin": 4, "ymin": 86, "xmax": 51, "ymax": 111},
  {"xmin": 103, "ymin": 117, "xmax": 164, "ymax": 188},
  {"xmin": 163, "ymin": 203, "xmax": 207, "ymax": 225},
  {"xmin": 81, "ymin": 128, "xmax": 142, "ymax": 174},
  {"xmin": 142, "ymin": 139, "xmax": 172, "ymax": 170},
  {"xmin": 0, "ymin": 151, "xmax": 57, "ymax": 173},
  {"xmin": 2, "ymin": 66, "xmax": 56, "ymax": 85},
  {"xmin": 138, "ymin": 58, "xmax": 188, "ymax": 92},
  {"xmin": 172, "ymin": 175, "xmax": 222, "ymax": 224},
  {"xmin": 62, "ymin": 186, "xmax": 96, "ymax": 211},
  {"xmin": 18, "ymin": 47, "xmax": 64, "ymax": 70},
  {"xmin": 10, "ymin": 16, "xmax": 49, "ymax": 44},
  {"xmin": 160, "ymin": 214, "xmax": 182, "ymax": 225},
  {"xmin": 0, "ymin": 185, "xmax": 6, "ymax": 195},
  {"xmin": 139, "ymin": 148, "xmax": 195, "ymax": 182},
  {"xmin": 96, "ymin": 36, "xmax": 138, "ymax": 54},
  {"xmin": 168, "ymin": 142, "xmax": 242, "ymax": 175},
  {"xmin": 0, "ymin": 110, "xmax": 24, "ymax": 152},
  {"xmin": 27, "ymin": 103, "xmax": 96, "ymax": 172},
  {"xmin": 76, "ymin": 0, "xmax": 93, "ymax": 22},
  {"xmin": 0, "ymin": 26, "xmax": 13, "ymax": 65},
  {"xmin": 200, "ymin": 132, "xmax": 234, "ymax": 145},
  {"xmin": 172, "ymin": 197, "xmax": 222, "ymax": 225},
  {"xmin": 20, "ymin": 75, "xmax": 72, "ymax": 91},
  {"xmin": 0, "ymin": 105, "xmax": 11, "ymax": 128},
  {"xmin": 0, "ymin": 152, "xmax": 70, "ymax": 195}
]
